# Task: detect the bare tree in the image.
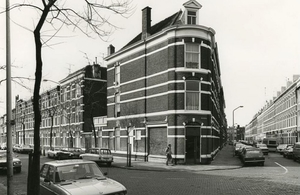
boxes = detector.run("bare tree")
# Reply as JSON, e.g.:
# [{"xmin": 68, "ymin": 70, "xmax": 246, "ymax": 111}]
[
  {"xmin": 2, "ymin": 1, "xmax": 133, "ymax": 194},
  {"xmin": 83, "ymin": 79, "xmax": 107, "ymax": 148}
]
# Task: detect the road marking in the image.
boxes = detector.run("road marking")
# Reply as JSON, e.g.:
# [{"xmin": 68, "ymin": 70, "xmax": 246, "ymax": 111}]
[{"xmin": 274, "ymin": 162, "xmax": 288, "ymax": 174}]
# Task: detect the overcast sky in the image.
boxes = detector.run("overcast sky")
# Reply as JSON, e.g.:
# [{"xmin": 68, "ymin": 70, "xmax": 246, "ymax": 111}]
[{"xmin": 1, "ymin": 0, "xmax": 299, "ymax": 127}]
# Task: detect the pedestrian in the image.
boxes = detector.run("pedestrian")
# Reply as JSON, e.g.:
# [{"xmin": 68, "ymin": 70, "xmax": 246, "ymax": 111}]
[{"xmin": 165, "ymin": 144, "xmax": 174, "ymax": 166}]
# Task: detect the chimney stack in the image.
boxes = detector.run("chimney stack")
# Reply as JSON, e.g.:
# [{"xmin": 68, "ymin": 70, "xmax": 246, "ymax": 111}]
[
  {"xmin": 142, "ymin": 6, "xmax": 152, "ymax": 40},
  {"xmin": 107, "ymin": 44, "xmax": 115, "ymax": 56}
]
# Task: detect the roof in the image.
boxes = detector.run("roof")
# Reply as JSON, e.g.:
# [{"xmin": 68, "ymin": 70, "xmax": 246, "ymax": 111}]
[
  {"xmin": 44, "ymin": 159, "xmax": 95, "ymax": 167},
  {"xmin": 122, "ymin": 10, "xmax": 183, "ymax": 49}
]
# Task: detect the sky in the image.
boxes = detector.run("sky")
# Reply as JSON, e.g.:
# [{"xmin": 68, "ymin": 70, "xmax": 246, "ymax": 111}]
[{"xmin": 0, "ymin": 0, "xmax": 299, "ymax": 127}]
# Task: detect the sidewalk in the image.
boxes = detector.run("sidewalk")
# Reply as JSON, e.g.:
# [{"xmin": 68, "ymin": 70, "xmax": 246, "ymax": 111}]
[{"xmin": 112, "ymin": 145, "xmax": 242, "ymax": 172}]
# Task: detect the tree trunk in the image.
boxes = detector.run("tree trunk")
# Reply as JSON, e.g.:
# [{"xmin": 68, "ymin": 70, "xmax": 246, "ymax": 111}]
[
  {"xmin": 28, "ymin": 28, "xmax": 42, "ymax": 195},
  {"xmin": 91, "ymin": 113, "xmax": 97, "ymax": 148},
  {"xmin": 50, "ymin": 116, "xmax": 53, "ymax": 149},
  {"xmin": 29, "ymin": 2, "xmax": 55, "ymax": 194},
  {"xmin": 22, "ymin": 123, "xmax": 25, "ymax": 145}
]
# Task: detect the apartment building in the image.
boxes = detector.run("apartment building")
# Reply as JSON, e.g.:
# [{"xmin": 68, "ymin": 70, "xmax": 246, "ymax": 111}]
[
  {"xmin": 245, "ymin": 75, "xmax": 300, "ymax": 144},
  {"xmin": 103, "ymin": 0, "xmax": 227, "ymax": 164},
  {"xmin": 14, "ymin": 64, "xmax": 107, "ymax": 149}
]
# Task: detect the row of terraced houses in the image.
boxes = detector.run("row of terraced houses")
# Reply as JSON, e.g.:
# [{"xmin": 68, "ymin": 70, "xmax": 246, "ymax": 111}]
[
  {"xmin": 245, "ymin": 75, "xmax": 300, "ymax": 144},
  {"xmin": 0, "ymin": 0, "xmax": 227, "ymax": 164}
]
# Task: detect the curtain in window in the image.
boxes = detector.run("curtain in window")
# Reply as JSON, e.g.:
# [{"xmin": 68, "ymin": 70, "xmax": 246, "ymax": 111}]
[
  {"xmin": 186, "ymin": 44, "xmax": 199, "ymax": 69},
  {"xmin": 186, "ymin": 81, "xmax": 200, "ymax": 110},
  {"xmin": 186, "ymin": 92, "xmax": 199, "ymax": 110}
]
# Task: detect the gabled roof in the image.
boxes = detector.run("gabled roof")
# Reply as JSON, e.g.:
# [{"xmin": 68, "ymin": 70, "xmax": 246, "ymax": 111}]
[
  {"xmin": 122, "ymin": 10, "xmax": 183, "ymax": 49},
  {"xmin": 183, "ymin": 0, "xmax": 202, "ymax": 9}
]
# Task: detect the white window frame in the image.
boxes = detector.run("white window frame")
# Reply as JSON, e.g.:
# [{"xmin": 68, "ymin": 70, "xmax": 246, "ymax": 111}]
[
  {"xmin": 185, "ymin": 80, "xmax": 201, "ymax": 110},
  {"xmin": 185, "ymin": 43, "xmax": 201, "ymax": 69},
  {"xmin": 115, "ymin": 92, "xmax": 120, "ymax": 117},
  {"xmin": 115, "ymin": 63, "xmax": 120, "ymax": 86}
]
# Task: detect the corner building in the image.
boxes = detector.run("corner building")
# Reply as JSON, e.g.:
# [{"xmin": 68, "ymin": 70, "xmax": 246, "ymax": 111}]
[{"xmin": 104, "ymin": 0, "xmax": 227, "ymax": 164}]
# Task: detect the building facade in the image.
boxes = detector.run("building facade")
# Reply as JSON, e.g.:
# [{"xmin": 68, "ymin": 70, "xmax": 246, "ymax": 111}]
[
  {"xmin": 245, "ymin": 75, "xmax": 300, "ymax": 144},
  {"xmin": 14, "ymin": 64, "xmax": 107, "ymax": 149},
  {"xmin": 103, "ymin": 0, "xmax": 227, "ymax": 164}
]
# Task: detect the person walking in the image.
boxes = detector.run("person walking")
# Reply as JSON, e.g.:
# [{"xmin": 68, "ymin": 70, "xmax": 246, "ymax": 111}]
[{"xmin": 165, "ymin": 144, "xmax": 174, "ymax": 166}]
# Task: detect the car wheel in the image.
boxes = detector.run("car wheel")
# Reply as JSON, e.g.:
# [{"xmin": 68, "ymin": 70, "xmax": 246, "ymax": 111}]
[{"xmin": 107, "ymin": 162, "xmax": 112, "ymax": 167}]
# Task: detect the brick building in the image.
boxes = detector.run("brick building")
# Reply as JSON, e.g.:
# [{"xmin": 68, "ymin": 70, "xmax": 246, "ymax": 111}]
[
  {"xmin": 14, "ymin": 64, "xmax": 107, "ymax": 149},
  {"xmin": 102, "ymin": 0, "xmax": 227, "ymax": 164}
]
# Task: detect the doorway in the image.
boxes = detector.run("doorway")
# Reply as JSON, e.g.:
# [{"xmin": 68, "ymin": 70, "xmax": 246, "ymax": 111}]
[{"xmin": 185, "ymin": 127, "xmax": 201, "ymax": 164}]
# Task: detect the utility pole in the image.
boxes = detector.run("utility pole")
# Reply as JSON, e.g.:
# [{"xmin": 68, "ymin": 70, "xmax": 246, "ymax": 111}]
[{"xmin": 6, "ymin": 0, "xmax": 14, "ymax": 194}]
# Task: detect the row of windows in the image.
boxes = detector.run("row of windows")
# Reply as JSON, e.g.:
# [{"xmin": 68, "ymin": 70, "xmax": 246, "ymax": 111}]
[
  {"xmin": 113, "ymin": 80, "xmax": 202, "ymax": 117},
  {"xmin": 112, "ymin": 42, "xmax": 207, "ymax": 117}
]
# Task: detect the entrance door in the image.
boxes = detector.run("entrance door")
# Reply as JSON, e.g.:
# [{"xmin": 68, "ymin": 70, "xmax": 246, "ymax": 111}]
[
  {"xmin": 185, "ymin": 127, "xmax": 201, "ymax": 164},
  {"xmin": 185, "ymin": 136, "xmax": 200, "ymax": 164}
]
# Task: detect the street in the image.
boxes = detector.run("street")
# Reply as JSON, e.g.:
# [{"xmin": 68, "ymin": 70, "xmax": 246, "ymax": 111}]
[{"xmin": 0, "ymin": 152, "xmax": 299, "ymax": 195}]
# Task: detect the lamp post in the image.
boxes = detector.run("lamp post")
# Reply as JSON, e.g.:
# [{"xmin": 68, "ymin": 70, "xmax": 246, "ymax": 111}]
[{"xmin": 232, "ymin": 106, "xmax": 243, "ymax": 141}]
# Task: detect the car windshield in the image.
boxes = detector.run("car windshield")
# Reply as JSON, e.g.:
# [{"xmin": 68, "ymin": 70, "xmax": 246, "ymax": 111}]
[{"xmin": 55, "ymin": 163, "xmax": 105, "ymax": 182}]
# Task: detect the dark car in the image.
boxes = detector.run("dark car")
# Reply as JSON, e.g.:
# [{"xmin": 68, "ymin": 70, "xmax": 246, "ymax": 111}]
[
  {"xmin": 56, "ymin": 148, "xmax": 84, "ymax": 160},
  {"xmin": 241, "ymin": 147, "xmax": 265, "ymax": 166}
]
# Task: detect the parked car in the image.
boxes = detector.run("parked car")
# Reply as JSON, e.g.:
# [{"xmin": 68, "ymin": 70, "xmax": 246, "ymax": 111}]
[
  {"xmin": 293, "ymin": 142, "xmax": 300, "ymax": 162},
  {"xmin": 240, "ymin": 147, "xmax": 265, "ymax": 166},
  {"xmin": 255, "ymin": 144, "xmax": 269, "ymax": 155},
  {"xmin": 234, "ymin": 143, "xmax": 245, "ymax": 156},
  {"xmin": 238, "ymin": 145, "xmax": 253, "ymax": 158},
  {"xmin": 283, "ymin": 145, "xmax": 294, "ymax": 159},
  {"xmin": 0, "ymin": 150, "xmax": 22, "ymax": 173},
  {"xmin": 40, "ymin": 159, "xmax": 127, "ymax": 195},
  {"xmin": 56, "ymin": 147, "xmax": 84, "ymax": 160},
  {"xmin": 0, "ymin": 143, "xmax": 7, "ymax": 150},
  {"xmin": 80, "ymin": 148, "xmax": 114, "ymax": 166},
  {"xmin": 13, "ymin": 144, "xmax": 21, "ymax": 152},
  {"xmin": 276, "ymin": 144, "xmax": 289, "ymax": 154},
  {"xmin": 47, "ymin": 147, "xmax": 63, "ymax": 159},
  {"xmin": 18, "ymin": 144, "xmax": 33, "ymax": 154}
]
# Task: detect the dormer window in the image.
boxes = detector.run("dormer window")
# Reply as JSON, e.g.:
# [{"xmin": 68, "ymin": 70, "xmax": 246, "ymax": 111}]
[
  {"xmin": 183, "ymin": 0, "xmax": 202, "ymax": 25},
  {"xmin": 187, "ymin": 11, "xmax": 197, "ymax": 24}
]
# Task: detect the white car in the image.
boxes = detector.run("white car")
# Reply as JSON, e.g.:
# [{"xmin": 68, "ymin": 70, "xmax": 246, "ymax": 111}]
[
  {"xmin": 40, "ymin": 160, "xmax": 127, "ymax": 195},
  {"xmin": 80, "ymin": 148, "xmax": 113, "ymax": 166},
  {"xmin": 47, "ymin": 147, "xmax": 63, "ymax": 159}
]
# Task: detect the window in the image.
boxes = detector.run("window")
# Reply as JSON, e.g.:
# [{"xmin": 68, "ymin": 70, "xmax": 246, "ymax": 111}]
[
  {"xmin": 115, "ymin": 64, "xmax": 120, "ymax": 86},
  {"xmin": 185, "ymin": 80, "xmax": 200, "ymax": 110},
  {"xmin": 115, "ymin": 93, "xmax": 120, "ymax": 117},
  {"xmin": 187, "ymin": 11, "xmax": 197, "ymax": 24},
  {"xmin": 185, "ymin": 43, "xmax": 200, "ymax": 69}
]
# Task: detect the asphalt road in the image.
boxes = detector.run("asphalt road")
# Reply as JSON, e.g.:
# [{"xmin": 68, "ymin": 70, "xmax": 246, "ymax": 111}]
[{"xmin": 0, "ymin": 152, "xmax": 299, "ymax": 195}]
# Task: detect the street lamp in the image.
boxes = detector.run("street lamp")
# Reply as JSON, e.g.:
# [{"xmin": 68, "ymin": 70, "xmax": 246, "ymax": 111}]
[{"xmin": 232, "ymin": 106, "xmax": 243, "ymax": 128}]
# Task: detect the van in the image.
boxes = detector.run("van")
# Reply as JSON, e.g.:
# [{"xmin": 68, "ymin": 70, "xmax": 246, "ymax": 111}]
[{"xmin": 293, "ymin": 142, "xmax": 300, "ymax": 162}]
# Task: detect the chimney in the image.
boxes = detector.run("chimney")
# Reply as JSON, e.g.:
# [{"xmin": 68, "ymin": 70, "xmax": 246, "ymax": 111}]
[
  {"xmin": 293, "ymin": 75, "xmax": 300, "ymax": 82},
  {"xmin": 142, "ymin": 6, "xmax": 152, "ymax": 40},
  {"xmin": 107, "ymin": 44, "xmax": 115, "ymax": 56}
]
